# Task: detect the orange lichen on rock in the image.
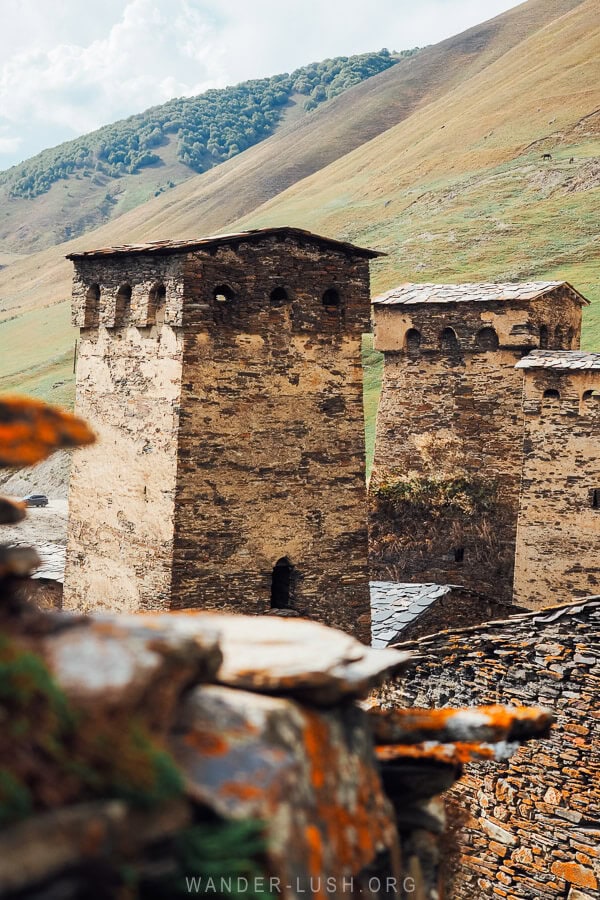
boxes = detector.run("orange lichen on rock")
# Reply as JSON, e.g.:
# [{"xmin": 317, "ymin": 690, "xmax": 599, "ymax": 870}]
[
  {"xmin": 0, "ymin": 396, "xmax": 95, "ymax": 467},
  {"xmin": 367, "ymin": 703, "xmax": 553, "ymax": 745},
  {"xmin": 183, "ymin": 730, "xmax": 229, "ymax": 757},
  {"xmin": 376, "ymin": 742, "xmax": 497, "ymax": 765},
  {"xmin": 550, "ymin": 860, "xmax": 598, "ymax": 889}
]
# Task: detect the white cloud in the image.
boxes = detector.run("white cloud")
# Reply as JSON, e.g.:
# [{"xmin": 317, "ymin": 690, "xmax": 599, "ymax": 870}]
[
  {"xmin": 0, "ymin": 0, "xmax": 521, "ymax": 169},
  {"xmin": 0, "ymin": 136, "xmax": 22, "ymax": 156}
]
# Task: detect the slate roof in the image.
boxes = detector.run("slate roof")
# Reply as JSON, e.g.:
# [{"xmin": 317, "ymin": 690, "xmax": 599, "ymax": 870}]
[
  {"xmin": 370, "ymin": 581, "xmax": 452, "ymax": 648},
  {"xmin": 7, "ymin": 541, "xmax": 65, "ymax": 582},
  {"xmin": 516, "ymin": 350, "xmax": 600, "ymax": 371},
  {"xmin": 372, "ymin": 281, "xmax": 589, "ymax": 307},
  {"xmin": 66, "ymin": 227, "xmax": 385, "ymax": 261}
]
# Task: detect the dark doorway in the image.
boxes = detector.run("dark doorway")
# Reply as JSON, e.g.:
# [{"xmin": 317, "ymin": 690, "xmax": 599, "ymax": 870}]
[{"xmin": 271, "ymin": 557, "xmax": 293, "ymax": 609}]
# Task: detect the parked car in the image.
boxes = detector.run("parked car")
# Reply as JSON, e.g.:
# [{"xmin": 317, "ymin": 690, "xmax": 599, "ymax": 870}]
[{"xmin": 23, "ymin": 493, "xmax": 49, "ymax": 508}]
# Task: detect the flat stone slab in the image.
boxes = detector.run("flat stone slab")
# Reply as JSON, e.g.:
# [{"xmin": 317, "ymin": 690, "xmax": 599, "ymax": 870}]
[
  {"xmin": 111, "ymin": 611, "xmax": 413, "ymax": 705},
  {"xmin": 40, "ymin": 615, "xmax": 222, "ymax": 716}
]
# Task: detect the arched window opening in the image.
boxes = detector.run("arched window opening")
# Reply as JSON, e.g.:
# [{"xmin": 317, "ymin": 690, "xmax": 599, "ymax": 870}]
[
  {"xmin": 440, "ymin": 326, "xmax": 460, "ymax": 353},
  {"xmin": 270, "ymin": 287, "xmax": 289, "ymax": 306},
  {"xmin": 404, "ymin": 328, "xmax": 422, "ymax": 353},
  {"xmin": 213, "ymin": 284, "xmax": 235, "ymax": 304},
  {"xmin": 270, "ymin": 557, "xmax": 294, "ymax": 609},
  {"xmin": 83, "ymin": 283, "xmax": 100, "ymax": 328},
  {"xmin": 554, "ymin": 326, "xmax": 564, "ymax": 348},
  {"xmin": 115, "ymin": 283, "xmax": 132, "ymax": 323},
  {"xmin": 539, "ymin": 325, "xmax": 549, "ymax": 349},
  {"xmin": 475, "ymin": 326, "xmax": 499, "ymax": 351},
  {"xmin": 582, "ymin": 389, "xmax": 600, "ymax": 411},
  {"xmin": 591, "ymin": 489, "xmax": 600, "ymax": 510},
  {"xmin": 212, "ymin": 284, "xmax": 237, "ymax": 324},
  {"xmin": 453, "ymin": 547, "xmax": 465, "ymax": 563},
  {"xmin": 566, "ymin": 327, "xmax": 575, "ymax": 348},
  {"xmin": 148, "ymin": 282, "xmax": 166, "ymax": 325},
  {"xmin": 322, "ymin": 288, "xmax": 341, "ymax": 309}
]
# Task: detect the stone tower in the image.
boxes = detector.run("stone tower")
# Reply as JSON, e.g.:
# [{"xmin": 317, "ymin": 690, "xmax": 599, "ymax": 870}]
[
  {"xmin": 514, "ymin": 350, "xmax": 600, "ymax": 608},
  {"xmin": 370, "ymin": 282, "xmax": 588, "ymax": 602},
  {"xmin": 64, "ymin": 227, "xmax": 382, "ymax": 642}
]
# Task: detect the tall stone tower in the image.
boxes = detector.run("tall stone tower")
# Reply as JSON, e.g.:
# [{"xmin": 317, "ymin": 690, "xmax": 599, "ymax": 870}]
[
  {"xmin": 514, "ymin": 350, "xmax": 600, "ymax": 608},
  {"xmin": 64, "ymin": 227, "xmax": 382, "ymax": 642},
  {"xmin": 370, "ymin": 282, "xmax": 588, "ymax": 602}
]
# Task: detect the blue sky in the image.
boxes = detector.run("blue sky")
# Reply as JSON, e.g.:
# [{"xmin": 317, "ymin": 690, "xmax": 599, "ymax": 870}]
[{"xmin": 0, "ymin": 0, "xmax": 521, "ymax": 170}]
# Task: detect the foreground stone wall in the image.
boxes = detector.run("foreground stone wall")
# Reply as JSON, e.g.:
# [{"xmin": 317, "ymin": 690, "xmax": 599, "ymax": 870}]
[
  {"xmin": 64, "ymin": 254, "xmax": 185, "ymax": 613},
  {"xmin": 172, "ymin": 238, "xmax": 372, "ymax": 640},
  {"xmin": 514, "ymin": 363, "xmax": 600, "ymax": 607},
  {"xmin": 382, "ymin": 599, "xmax": 600, "ymax": 899},
  {"xmin": 370, "ymin": 288, "xmax": 582, "ymax": 602}
]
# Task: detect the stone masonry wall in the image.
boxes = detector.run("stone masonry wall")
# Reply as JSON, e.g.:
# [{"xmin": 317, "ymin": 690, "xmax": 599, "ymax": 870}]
[
  {"xmin": 381, "ymin": 600, "xmax": 600, "ymax": 900},
  {"xmin": 64, "ymin": 255, "xmax": 185, "ymax": 613},
  {"xmin": 370, "ymin": 289, "xmax": 582, "ymax": 602},
  {"xmin": 514, "ymin": 368, "xmax": 600, "ymax": 607},
  {"xmin": 171, "ymin": 236, "xmax": 372, "ymax": 642}
]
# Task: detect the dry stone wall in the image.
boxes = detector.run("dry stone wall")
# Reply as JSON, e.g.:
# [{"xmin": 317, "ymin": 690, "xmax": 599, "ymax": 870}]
[
  {"xmin": 514, "ymin": 366, "xmax": 600, "ymax": 607},
  {"xmin": 381, "ymin": 599, "xmax": 600, "ymax": 899},
  {"xmin": 370, "ymin": 288, "xmax": 582, "ymax": 602}
]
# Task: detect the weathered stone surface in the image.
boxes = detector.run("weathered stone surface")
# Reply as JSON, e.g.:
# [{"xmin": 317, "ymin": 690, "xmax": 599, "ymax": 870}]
[
  {"xmin": 382, "ymin": 598, "xmax": 600, "ymax": 898},
  {"xmin": 0, "ymin": 498, "xmax": 26, "ymax": 525},
  {"xmin": 171, "ymin": 684, "xmax": 401, "ymax": 889},
  {"xmin": 40, "ymin": 616, "xmax": 222, "ymax": 713},
  {"xmin": 514, "ymin": 354, "xmax": 600, "ymax": 607},
  {"xmin": 0, "ymin": 800, "xmax": 190, "ymax": 896},
  {"xmin": 112, "ymin": 611, "xmax": 412, "ymax": 704},
  {"xmin": 0, "ymin": 545, "xmax": 41, "ymax": 579},
  {"xmin": 370, "ymin": 283, "xmax": 584, "ymax": 602},
  {"xmin": 64, "ymin": 229, "xmax": 374, "ymax": 642}
]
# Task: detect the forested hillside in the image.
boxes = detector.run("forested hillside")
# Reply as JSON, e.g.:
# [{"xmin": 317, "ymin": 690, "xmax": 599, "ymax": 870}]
[
  {"xmin": 1, "ymin": 50, "xmax": 406, "ymax": 201},
  {"xmin": 0, "ymin": 50, "xmax": 415, "ymax": 254}
]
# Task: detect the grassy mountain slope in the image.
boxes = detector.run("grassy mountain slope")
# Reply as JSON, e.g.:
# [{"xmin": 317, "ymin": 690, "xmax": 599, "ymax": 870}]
[
  {"xmin": 0, "ymin": 0, "xmax": 594, "ymax": 407},
  {"xmin": 0, "ymin": 51, "xmax": 400, "ymax": 255},
  {"xmin": 239, "ymin": 0, "xmax": 600, "ymax": 340}
]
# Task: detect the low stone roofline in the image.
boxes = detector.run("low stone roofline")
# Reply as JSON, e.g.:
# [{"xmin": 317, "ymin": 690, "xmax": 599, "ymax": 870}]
[
  {"xmin": 390, "ymin": 595, "xmax": 600, "ymax": 648},
  {"xmin": 65, "ymin": 227, "xmax": 385, "ymax": 262},
  {"xmin": 372, "ymin": 281, "xmax": 590, "ymax": 306},
  {"xmin": 516, "ymin": 349, "xmax": 600, "ymax": 370}
]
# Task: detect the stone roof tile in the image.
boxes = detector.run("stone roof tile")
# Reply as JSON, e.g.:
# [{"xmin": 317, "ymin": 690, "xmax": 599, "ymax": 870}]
[
  {"xmin": 370, "ymin": 582, "xmax": 452, "ymax": 648},
  {"xmin": 372, "ymin": 281, "xmax": 589, "ymax": 307},
  {"xmin": 516, "ymin": 350, "xmax": 600, "ymax": 371}
]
